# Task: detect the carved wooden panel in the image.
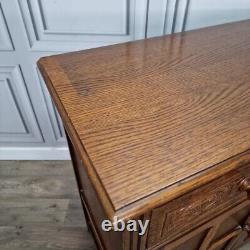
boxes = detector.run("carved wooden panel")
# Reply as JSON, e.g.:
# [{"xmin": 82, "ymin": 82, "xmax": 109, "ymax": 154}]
[
  {"xmin": 170, "ymin": 230, "xmax": 209, "ymax": 250},
  {"xmin": 147, "ymin": 169, "xmax": 248, "ymax": 248},
  {"xmin": 157, "ymin": 202, "xmax": 250, "ymax": 250},
  {"xmin": 207, "ymin": 208, "xmax": 250, "ymax": 250}
]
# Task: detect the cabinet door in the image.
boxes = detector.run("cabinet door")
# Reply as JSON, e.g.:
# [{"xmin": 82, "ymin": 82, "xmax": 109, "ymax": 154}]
[
  {"xmin": 170, "ymin": 231, "xmax": 209, "ymax": 250},
  {"xmin": 159, "ymin": 201, "xmax": 250, "ymax": 250},
  {"xmin": 207, "ymin": 210, "xmax": 250, "ymax": 250}
]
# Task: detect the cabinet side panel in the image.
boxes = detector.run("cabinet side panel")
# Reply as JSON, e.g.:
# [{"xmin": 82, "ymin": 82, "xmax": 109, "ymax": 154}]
[{"xmin": 67, "ymin": 135, "xmax": 123, "ymax": 250}]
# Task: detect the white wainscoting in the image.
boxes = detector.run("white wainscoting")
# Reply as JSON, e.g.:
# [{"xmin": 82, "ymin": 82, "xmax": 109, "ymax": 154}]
[{"xmin": 0, "ymin": 0, "xmax": 249, "ymax": 160}]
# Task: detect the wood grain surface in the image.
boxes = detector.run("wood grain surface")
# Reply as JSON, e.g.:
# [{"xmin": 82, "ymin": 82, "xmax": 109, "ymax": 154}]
[{"xmin": 38, "ymin": 20, "xmax": 250, "ymax": 220}]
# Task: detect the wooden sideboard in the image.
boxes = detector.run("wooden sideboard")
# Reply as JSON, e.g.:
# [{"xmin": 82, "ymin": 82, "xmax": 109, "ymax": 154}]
[{"xmin": 38, "ymin": 20, "xmax": 250, "ymax": 250}]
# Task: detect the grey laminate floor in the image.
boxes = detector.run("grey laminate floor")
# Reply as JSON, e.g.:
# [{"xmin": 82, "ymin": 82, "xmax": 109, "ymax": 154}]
[
  {"xmin": 0, "ymin": 161, "xmax": 96, "ymax": 250},
  {"xmin": 0, "ymin": 161, "xmax": 249, "ymax": 250}
]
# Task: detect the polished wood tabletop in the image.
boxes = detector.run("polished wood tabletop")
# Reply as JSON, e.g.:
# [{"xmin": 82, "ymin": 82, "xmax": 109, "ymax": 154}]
[{"xmin": 38, "ymin": 20, "xmax": 250, "ymax": 221}]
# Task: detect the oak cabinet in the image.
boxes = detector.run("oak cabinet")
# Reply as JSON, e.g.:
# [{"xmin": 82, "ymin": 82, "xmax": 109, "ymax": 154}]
[{"xmin": 38, "ymin": 20, "xmax": 250, "ymax": 249}]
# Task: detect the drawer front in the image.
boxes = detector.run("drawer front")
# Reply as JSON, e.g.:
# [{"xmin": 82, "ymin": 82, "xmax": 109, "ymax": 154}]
[{"xmin": 147, "ymin": 166, "xmax": 250, "ymax": 248}]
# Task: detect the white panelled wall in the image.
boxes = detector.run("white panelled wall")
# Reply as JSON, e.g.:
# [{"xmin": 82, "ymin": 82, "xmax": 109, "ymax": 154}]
[{"xmin": 0, "ymin": 0, "xmax": 250, "ymax": 160}]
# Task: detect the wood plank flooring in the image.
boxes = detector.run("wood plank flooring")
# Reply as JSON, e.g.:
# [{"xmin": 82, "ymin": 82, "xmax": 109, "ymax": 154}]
[
  {"xmin": 0, "ymin": 161, "xmax": 96, "ymax": 250},
  {"xmin": 0, "ymin": 160, "xmax": 249, "ymax": 250}
]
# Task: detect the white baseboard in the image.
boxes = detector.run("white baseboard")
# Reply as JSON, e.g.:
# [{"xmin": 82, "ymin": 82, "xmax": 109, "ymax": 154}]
[{"xmin": 0, "ymin": 147, "xmax": 70, "ymax": 160}]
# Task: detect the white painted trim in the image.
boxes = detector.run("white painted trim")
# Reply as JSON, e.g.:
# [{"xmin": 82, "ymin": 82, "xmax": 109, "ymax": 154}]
[{"xmin": 0, "ymin": 147, "xmax": 70, "ymax": 160}]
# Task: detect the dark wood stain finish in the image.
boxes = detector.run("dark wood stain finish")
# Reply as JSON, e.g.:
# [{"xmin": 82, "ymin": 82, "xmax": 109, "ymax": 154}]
[
  {"xmin": 148, "ymin": 168, "xmax": 249, "ymax": 248},
  {"xmin": 38, "ymin": 20, "xmax": 250, "ymax": 249}
]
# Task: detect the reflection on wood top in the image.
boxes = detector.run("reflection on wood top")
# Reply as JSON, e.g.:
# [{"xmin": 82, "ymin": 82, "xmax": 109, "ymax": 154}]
[{"xmin": 38, "ymin": 20, "xmax": 250, "ymax": 220}]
